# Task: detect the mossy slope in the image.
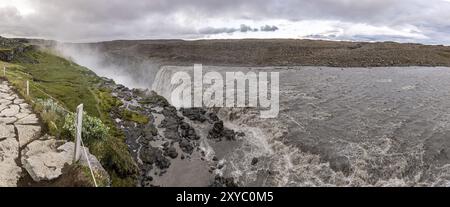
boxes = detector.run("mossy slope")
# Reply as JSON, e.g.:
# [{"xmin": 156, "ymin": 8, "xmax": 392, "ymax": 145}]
[{"xmin": 2, "ymin": 46, "xmax": 137, "ymax": 186}]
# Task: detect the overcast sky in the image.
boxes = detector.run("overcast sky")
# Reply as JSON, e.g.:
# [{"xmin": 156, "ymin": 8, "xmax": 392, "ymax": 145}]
[{"xmin": 1, "ymin": 0, "xmax": 450, "ymax": 44}]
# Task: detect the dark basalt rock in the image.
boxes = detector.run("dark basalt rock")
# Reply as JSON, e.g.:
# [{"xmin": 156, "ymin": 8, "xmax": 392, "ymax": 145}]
[
  {"xmin": 209, "ymin": 121, "xmax": 224, "ymax": 138},
  {"xmin": 207, "ymin": 112, "xmax": 220, "ymax": 122},
  {"xmin": 208, "ymin": 120, "xmax": 236, "ymax": 141},
  {"xmin": 164, "ymin": 146, "xmax": 179, "ymax": 159},
  {"xmin": 180, "ymin": 122, "xmax": 200, "ymax": 140},
  {"xmin": 140, "ymin": 147, "xmax": 171, "ymax": 169},
  {"xmin": 160, "ymin": 119, "xmax": 181, "ymax": 141},
  {"xmin": 140, "ymin": 168, "xmax": 154, "ymax": 187},
  {"xmin": 251, "ymin": 157, "xmax": 259, "ymax": 165},
  {"xmin": 210, "ymin": 176, "xmax": 238, "ymax": 187},
  {"xmin": 160, "ymin": 108, "xmax": 184, "ymax": 141},
  {"xmin": 180, "ymin": 108, "xmax": 207, "ymax": 122},
  {"xmin": 143, "ymin": 123, "xmax": 158, "ymax": 138},
  {"xmin": 179, "ymin": 139, "xmax": 194, "ymax": 154}
]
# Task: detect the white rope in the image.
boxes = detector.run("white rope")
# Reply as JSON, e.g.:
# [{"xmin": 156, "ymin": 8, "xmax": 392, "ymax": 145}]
[
  {"xmin": 29, "ymin": 83, "xmax": 70, "ymax": 112},
  {"xmin": 4, "ymin": 71, "xmax": 69, "ymax": 112},
  {"xmin": 80, "ymin": 136, "xmax": 98, "ymax": 187}
]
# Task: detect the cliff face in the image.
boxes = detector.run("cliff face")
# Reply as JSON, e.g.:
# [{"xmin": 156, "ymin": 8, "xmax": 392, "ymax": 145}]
[
  {"xmin": 0, "ymin": 37, "xmax": 21, "ymax": 62},
  {"xmin": 0, "ymin": 49, "xmax": 14, "ymax": 62},
  {"xmin": 0, "ymin": 37, "xmax": 37, "ymax": 63}
]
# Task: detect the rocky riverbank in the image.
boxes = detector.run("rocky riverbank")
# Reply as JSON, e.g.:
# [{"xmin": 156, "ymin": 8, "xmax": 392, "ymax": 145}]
[{"xmin": 99, "ymin": 78, "xmax": 240, "ymax": 187}]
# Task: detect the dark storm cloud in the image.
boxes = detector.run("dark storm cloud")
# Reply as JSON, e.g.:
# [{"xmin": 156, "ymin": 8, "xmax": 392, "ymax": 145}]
[
  {"xmin": 239, "ymin": 24, "xmax": 258, "ymax": 32},
  {"xmin": 260, "ymin": 25, "xmax": 279, "ymax": 32},
  {"xmin": 0, "ymin": 0, "xmax": 450, "ymax": 43}
]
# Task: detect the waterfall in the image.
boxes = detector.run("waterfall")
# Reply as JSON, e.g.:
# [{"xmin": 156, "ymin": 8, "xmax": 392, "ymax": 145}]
[{"xmin": 151, "ymin": 66, "xmax": 194, "ymax": 104}]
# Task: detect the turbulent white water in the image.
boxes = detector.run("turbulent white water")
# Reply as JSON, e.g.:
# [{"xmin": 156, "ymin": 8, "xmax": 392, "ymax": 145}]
[{"xmin": 151, "ymin": 65, "xmax": 450, "ymax": 187}]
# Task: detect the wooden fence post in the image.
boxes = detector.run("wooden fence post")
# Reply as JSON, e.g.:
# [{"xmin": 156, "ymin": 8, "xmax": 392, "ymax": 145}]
[
  {"xmin": 73, "ymin": 104, "xmax": 83, "ymax": 162},
  {"xmin": 26, "ymin": 80, "xmax": 29, "ymax": 96},
  {"xmin": 3, "ymin": 65, "xmax": 5, "ymax": 77}
]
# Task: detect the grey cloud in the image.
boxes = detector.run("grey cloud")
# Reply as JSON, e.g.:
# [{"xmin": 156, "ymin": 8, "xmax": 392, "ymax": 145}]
[
  {"xmin": 0, "ymin": 0, "xmax": 450, "ymax": 43},
  {"xmin": 260, "ymin": 25, "xmax": 279, "ymax": 32},
  {"xmin": 199, "ymin": 24, "xmax": 259, "ymax": 35},
  {"xmin": 305, "ymin": 34, "xmax": 337, "ymax": 39},
  {"xmin": 240, "ymin": 24, "xmax": 258, "ymax": 32},
  {"xmin": 199, "ymin": 27, "xmax": 239, "ymax": 34}
]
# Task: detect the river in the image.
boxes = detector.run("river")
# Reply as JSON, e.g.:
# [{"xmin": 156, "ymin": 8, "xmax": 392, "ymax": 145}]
[{"xmin": 150, "ymin": 66, "xmax": 450, "ymax": 186}]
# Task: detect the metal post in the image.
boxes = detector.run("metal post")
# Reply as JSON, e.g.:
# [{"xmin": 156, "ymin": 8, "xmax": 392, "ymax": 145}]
[
  {"xmin": 74, "ymin": 104, "xmax": 83, "ymax": 162},
  {"xmin": 26, "ymin": 80, "xmax": 29, "ymax": 96}
]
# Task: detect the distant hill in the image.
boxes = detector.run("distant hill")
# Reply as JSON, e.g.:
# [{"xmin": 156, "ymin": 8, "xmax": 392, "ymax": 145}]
[{"xmin": 80, "ymin": 39, "xmax": 450, "ymax": 67}]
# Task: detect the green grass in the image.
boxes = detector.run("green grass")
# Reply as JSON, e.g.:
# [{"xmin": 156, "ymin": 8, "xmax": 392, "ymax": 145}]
[
  {"xmin": 121, "ymin": 109, "xmax": 150, "ymax": 124},
  {"xmin": 11, "ymin": 50, "xmax": 100, "ymax": 116},
  {"xmin": 2, "ymin": 49, "xmax": 138, "ymax": 186}
]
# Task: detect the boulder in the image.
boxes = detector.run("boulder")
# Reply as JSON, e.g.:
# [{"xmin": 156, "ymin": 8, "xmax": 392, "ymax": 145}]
[
  {"xmin": 251, "ymin": 157, "xmax": 259, "ymax": 166},
  {"xmin": 179, "ymin": 122, "xmax": 200, "ymax": 140},
  {"xmin": 58, "ymin": 142, "xmax": 110, "ymax": 186},
  {"xmin": 208, "ymin": 121, "xmax": 236, "ymax": 141},
  {"xmin": 140, "ymin": 146, "xmax": 171, "ymax": 169},
  {"xmin": 21, "ymin": 138, "xmax": 70, "ymax": 182},
  {"xmin": 21, "ymin": 137, "xmax": 110, "ymax": 184},
  {"xmin": 179, "ymin": 139, "xmax": 194, "ymax": 154},
  {"xmin": 164, "ymin": 146, "xmax": 178, "ymax": 159},
  {"xmin": 180, "ymin": 108, "xmax": 207, "ymax": 122},
  {"xmin": 210, "ymin": 176, "xmax": 238, "ymax": 187}
]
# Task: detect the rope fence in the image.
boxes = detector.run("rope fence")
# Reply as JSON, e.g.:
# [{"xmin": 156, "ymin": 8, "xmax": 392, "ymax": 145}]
[
  {"xmin": 29, "ymin": 82, "xmax": 71, "ymax": 113},
  {"xmin": 2, "ymin": 65, "xmax": 98, "ymax": 187}
]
